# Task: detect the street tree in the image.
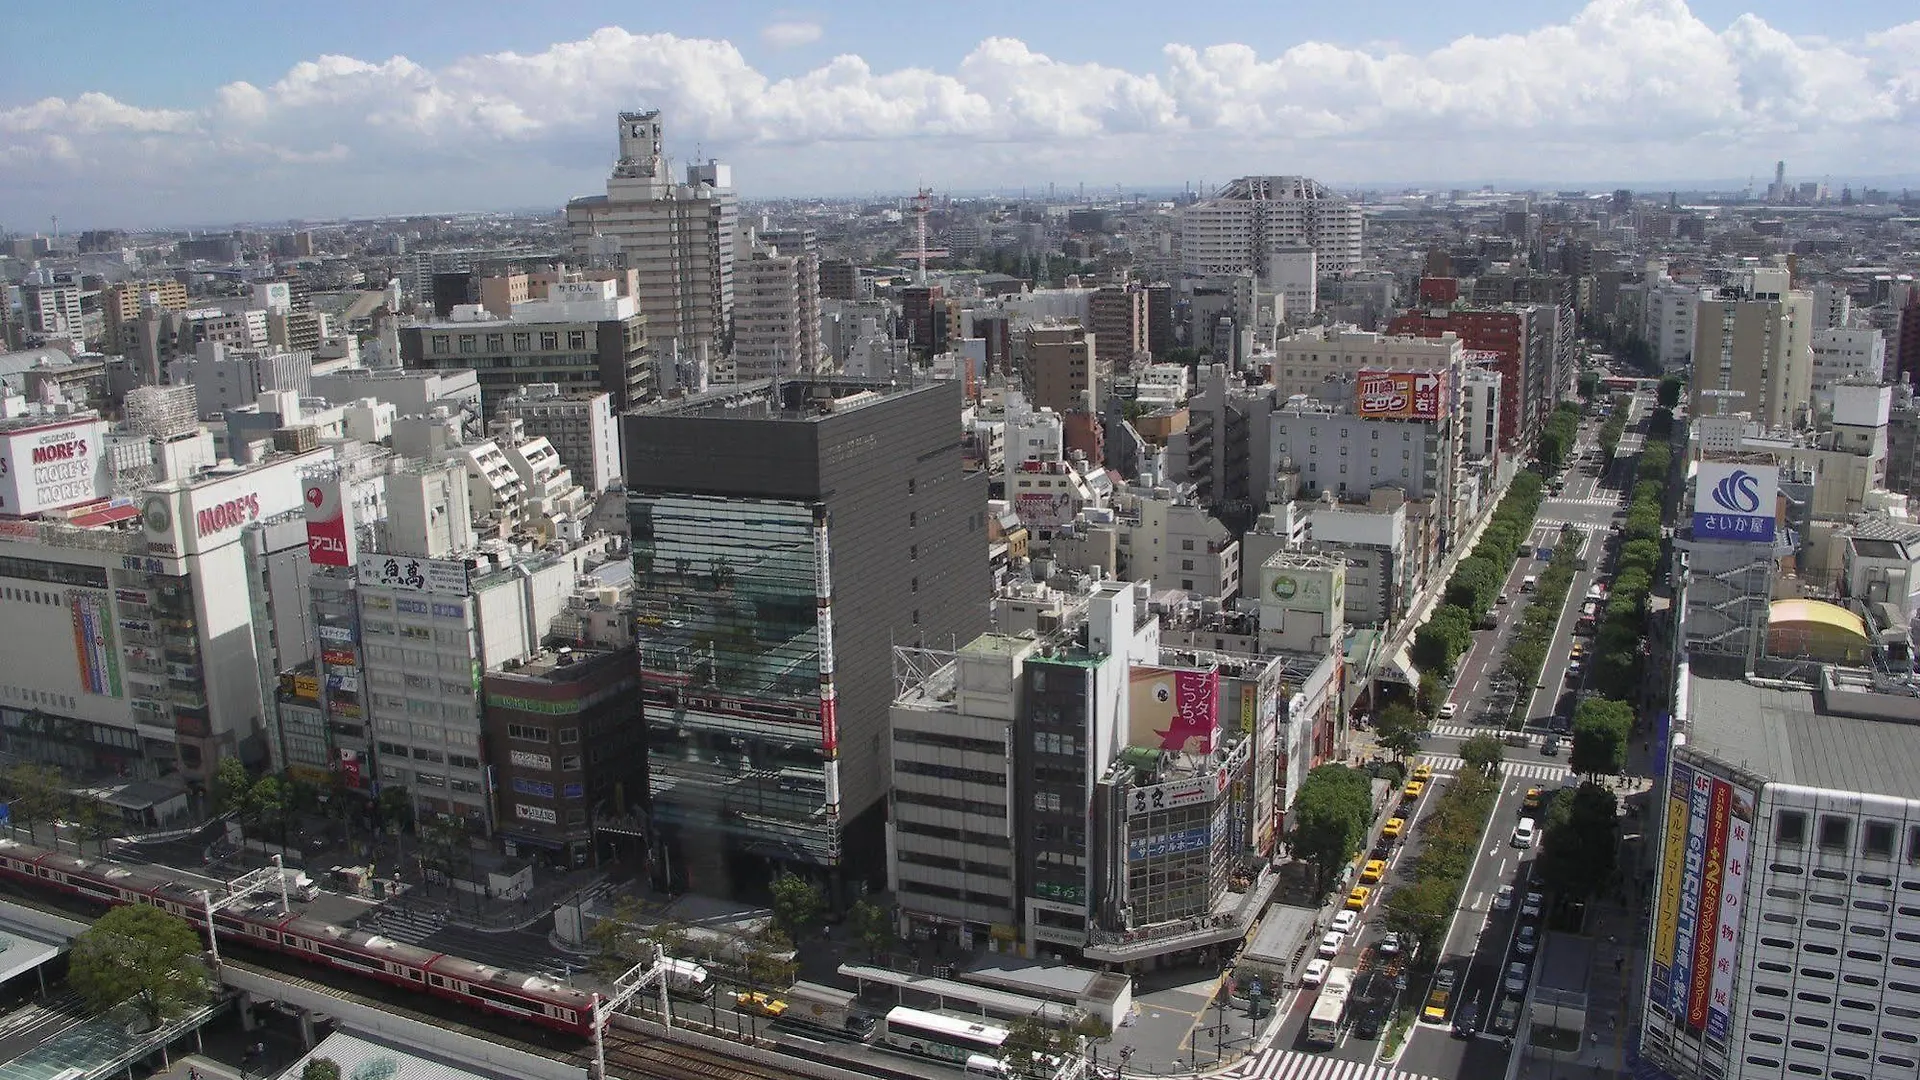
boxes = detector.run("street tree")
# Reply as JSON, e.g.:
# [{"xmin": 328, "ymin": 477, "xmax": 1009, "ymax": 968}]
[
  {"xmin": 740, "ymin": 936, "xmax": 798, "ymax": 992},
  {"xmin": 1458, "ymin": 733, "xmax": 1506, "ymax": 776},
  {"xmin": 246, "ymin": 776, "xmax": 289, "ymax": 842},
  {"xmin": 302, "ymin": 1060, "xmax": 343, "ymax": 1080},
  {"xmin": 1417, "ymin": 672, "xmax": 1446, "ymax": 719},
  {"xmin": 376, "ymin": 785, "xmax": 414, "ymax": 835},
  {"xmin": 2, "ymin": 763, "xmax": 70, "ymax": 841},
  {"xmin": 1004, "ymin": 1016, "xmax": 1069, "ymax": 1077},
  {"xmin": 1657, "ymin": 375, "xmax": 1683, "ymax": 409},
  {"xmin": 1537, "ymin": 783, "xmax": 1621, "ymax": 901},
  {"xmin": 845, "ymin": 899, "xmax": 893, "ymax": 960},
  {"xmin": 1376, "ymin": 702, "xmax": 1430, "ymax": 761},
  {"xmin": 69, "ymin": 904, "xmax": 210, "ymax": 1030},
  {"xmin": 1289, "ymin": 765, "xmax": 1373, "ymax": 896},
  {"xmin": 767, "ymin": 872, "xmax": 825, "ymax": 941},
  {"xmin": 1570, "ymin": 698, "xmax": 1634, "ymax": 777},
  {"xmin": 1382, "ymin": 877, "xmax": 1455, "ymax": 958},
  {"xmin": 211, "ymin": 757, "xmax": 252, "ymax": 820}
]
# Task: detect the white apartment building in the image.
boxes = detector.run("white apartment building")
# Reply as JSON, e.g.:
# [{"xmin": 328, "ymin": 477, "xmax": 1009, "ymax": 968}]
[
  {"xmin": 1645, "ymin": 276, "xmax": 1706, "ymax": 370},
  {"xmin": 168, "ymin": 341, "xmax": 312, "ymax": 420},
  {"xmin": 1113, "ymin": 484, "xmax": 1241, "ymax": 600},
  {"xmin": 1640, "ymin": 671, "xmax": 1920, "ymax": 1080},
  {"xmin": 496, "ymin": 384, "xmax": 620, "ymax": 496},
  {"xmin": 1179, "ymin": 176, "xmax": 1365, "ymax": 278},
  {"xmin": 1461, "ymin": 368, "xmax": 1502, "ymax": 462},
  {"xmin": 730, "ymin": 243, "xmax": 806, "ymax": 382},
  {"xmin": 1812, "ymin": 328, "xmax": 1887, "ymax": 388}
]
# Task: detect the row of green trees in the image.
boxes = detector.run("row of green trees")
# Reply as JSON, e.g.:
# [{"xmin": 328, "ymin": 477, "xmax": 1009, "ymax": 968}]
[
  {"xmin": 1537, "ymin": 403, "xmax": 1582, "ymax": 475},
  {"xmin": 1535, "ymin": 780, "xmax": 1623, "ymax": 903},
  {"xmin": 1591, "ymin": 415, "xmax": 1674, "ymax": 690},
  {"xmin": 1411, "ymin": 471, "xmax": 1549, "ymax": 678},
  {"xmin": 0, "ymin": 762, "xmax": 120, "ymax": 852},
  {"xmin": 1381, "ymin": 768, "xmax": 1503, "ymax": 959}
]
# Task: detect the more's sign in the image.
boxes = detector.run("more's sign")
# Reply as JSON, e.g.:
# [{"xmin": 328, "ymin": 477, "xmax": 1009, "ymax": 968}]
[
  {"xmin": 1692, "ymin": 462, "xmax": 1777, "ymax": 543},
  {"xmin": 0, "ymin": 419, "xmax": 108, "ymax": 515}
]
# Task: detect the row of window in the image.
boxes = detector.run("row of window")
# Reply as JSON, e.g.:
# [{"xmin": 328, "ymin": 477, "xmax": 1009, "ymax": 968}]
[
  {"xmin": 896, "ymin": 760, "xmax": 1005, "ymax": 787},
  {"xmin": 1775, "ymin": 810, "xmax": 1920, "ymax": 862},
  {"xmin": 893, "ymin": 729, "xmax": 1002, "ymax": 756},
  {"xmin": 894, "ymin": 790, "xmax": 1005, "ymax": 819},
  {"xmin": 430, "ymin": 330, "xmax": 589, "ymax": 355},
  {"xmin": 896, "ymin": 850, "xmax": 1008, "ymax": 877},
  {"xmin": 507, "ymin": 723, "xmax": 581, "ymax": 744},
  {"xmin": 1752, "ymin": 954, "xmax": 1920, "ymax": 994},
  {"xmin": 894, "ymin": 819, "xmax": 1004, "ymax": 848},
  {"xmin": 896, "ymin": 875, "xmax": 1010, "ymax": 908}
]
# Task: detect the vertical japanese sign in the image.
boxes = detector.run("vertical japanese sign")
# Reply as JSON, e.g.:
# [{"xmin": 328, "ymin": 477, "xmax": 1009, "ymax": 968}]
[
  {"xmin": 1650, "ymin": 764, "xmax": 1691, "ymax": 1015},
  {"xmin": 1706, "ymin": 784, "xmax": 1755, "ymax": 1044}
]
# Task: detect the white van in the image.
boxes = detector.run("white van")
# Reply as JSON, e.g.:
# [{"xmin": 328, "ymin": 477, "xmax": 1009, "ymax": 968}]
[
  {"xmin": 1512, "ymin": 818, "xmax": 1537, "ymax": 849},
  {"xmin": 1520, "ymin": 575, "xmax": 1538, "ymax": 593}
]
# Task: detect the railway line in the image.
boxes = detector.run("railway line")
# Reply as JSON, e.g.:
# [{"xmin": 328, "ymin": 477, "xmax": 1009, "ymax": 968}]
[{"xmin": 0, "ymin": 879, "xmax": 861, "ymax": 1080}]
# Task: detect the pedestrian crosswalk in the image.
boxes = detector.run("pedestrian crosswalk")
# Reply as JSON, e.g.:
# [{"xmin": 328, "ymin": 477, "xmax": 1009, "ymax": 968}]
[
  {"xmin": 1534, "ymin": 518, "xmax": 1603, "ymax": 532},
  {"xmin": 1427, "ymin": 723, "xmax": 1482, "ymax": 740},
  {"xmin": 356, "ymin": 906, "xmax": 448, "ymax": 945},
  {"xmin": 1231, "ymin": 1045, "xmax": 1444, "ymax": 1080},
  {"xmin": 1419, "ymin": 753, "xmax": 1569, "ymax": 783},
  {"xmin": 1548, "ymin": 494, "xmax": 1625, "ymax": 509}
]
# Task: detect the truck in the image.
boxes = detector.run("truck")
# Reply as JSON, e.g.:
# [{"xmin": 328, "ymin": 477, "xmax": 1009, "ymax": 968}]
[
  {"xmin": 660, "ymin": 957, "xmax": 714, "ymax": 1001},
  {"xmin": 1305, "ymin": 967, "xmax": 1354, "ymax": 1048},
  {"xmin": 781, "ymin": 981, "xmax": 879, "ymax": 1042}
]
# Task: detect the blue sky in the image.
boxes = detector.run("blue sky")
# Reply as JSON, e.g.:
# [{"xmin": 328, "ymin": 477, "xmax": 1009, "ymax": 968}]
[{"xmin": 2, "ymin": 0, "xmax": 1917, "ymax": 227}]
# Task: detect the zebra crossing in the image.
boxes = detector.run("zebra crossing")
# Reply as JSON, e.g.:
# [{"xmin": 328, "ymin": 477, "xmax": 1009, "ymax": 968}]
[
  {"xmin": 1547, "ymin": 494, "xmax": 1625, "ymax": 509},
  {"xmin": 1426, "ymin": 722, "xmax": 1485, "ymax": 740},
  {"xmin": 1419, "ymin": 753, "xmax": 1569, "ymax": 783},
  {"xmin": 356, "ymin": 906, "xmax": 449, "ymax": 945},
  {"xmin": 1231, "ymin": 1045, "xmax": 1445, "ymax": 1080}
]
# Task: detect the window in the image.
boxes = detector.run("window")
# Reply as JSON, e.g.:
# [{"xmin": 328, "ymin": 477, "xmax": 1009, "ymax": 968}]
[
  {"xmin": 431, "ymin": 335, "xmax": 450, "ymax": 355},
  {"xmin": 567, "ymin": 330, "xmax": 587, "ymax": 350},
  {"xmin": 909, "ymin": 511, "xmax": 918, "ymax": 529},
  {"xmin": 1864, "ymin": 821, "xmax": 1897, "ymax": 858},
  {"xmin": 559, "ymin": 728, "xmax": 579, "ymax": 744},
  {"xmin": 458, "ymin": 335, "xmax": 476, "ymax": 354},
  {"xmin": 485, "ymin": 333, "xmax": 504, "ymax": 351},
  {"xmin": 1777, "ymin": 811, "xmax": 1808, "ymax": 846},
  {"xmin": 1819, "ymin": 815, "xmax": 1852, "ymax": 852},
  {"xmin": 508, "ymin": 724, "xmax": 549, "ymax": 743},
  {"xmin": 539, "ymin": 332, "xmax": 558, "ymax": 351},
  {"xmin": 512, "ymin": 333, "xmax": 530, "ymax": 351}
]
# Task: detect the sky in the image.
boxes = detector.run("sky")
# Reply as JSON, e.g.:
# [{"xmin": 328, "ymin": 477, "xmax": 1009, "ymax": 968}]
[{"xmin": 2, "ymin": 0, "xmax": 1917, "ymax": 229}]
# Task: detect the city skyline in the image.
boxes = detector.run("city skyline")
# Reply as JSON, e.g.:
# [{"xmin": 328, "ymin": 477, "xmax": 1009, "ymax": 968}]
[{"xmin": 2, "ymin": 0, "xmax": 1918, "ymax": 228}]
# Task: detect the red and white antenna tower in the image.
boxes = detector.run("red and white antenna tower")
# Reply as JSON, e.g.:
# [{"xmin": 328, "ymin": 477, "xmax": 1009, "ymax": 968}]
[{"xmin": 909, "ymin": 188, "xmax": 948, "ymax": 286}]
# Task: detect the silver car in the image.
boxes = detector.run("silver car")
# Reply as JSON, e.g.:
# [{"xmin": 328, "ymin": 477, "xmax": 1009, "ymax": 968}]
[{"xmin": 1505, "ymin": 961, "xmax": 1532, "ymax": 996}]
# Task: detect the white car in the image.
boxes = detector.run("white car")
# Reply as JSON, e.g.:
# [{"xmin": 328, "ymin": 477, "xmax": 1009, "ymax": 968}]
[
  {"xmin": 1331, "ymin": 910, "xmax": 1359, "ymax": 935},
  {"xmin": 1494, "ymin": 885, "xmax": 1514, "ymax": 911},
  {"xmin": 1318, "ymin": 931, "xmax": 1345, "ymax": 958},
  {"xmin": 1439, "ymin": 703, "xmax": 1458, "ymax": 721},
  {"xmin": 1302, "ymin": 958, "xmax": 1332, "ymax": 986}
]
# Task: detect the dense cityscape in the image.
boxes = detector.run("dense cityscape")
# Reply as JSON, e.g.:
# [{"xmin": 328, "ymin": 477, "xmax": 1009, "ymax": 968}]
[{"xmin": 1, "ymin": 8, "xmax": 1919, "ymax": 1080}]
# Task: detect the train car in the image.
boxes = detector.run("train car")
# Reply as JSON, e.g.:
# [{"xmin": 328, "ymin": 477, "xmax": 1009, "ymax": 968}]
[
  {"xmin": 425, "ymin": 953, "xmax": 597, "ymax": 1036},
  {"xmin": 279, "ymin": 915, "xmax": 438, "ymax": 990},
  {"xmin": 0, "ymin": 839, "xmax": 53, "ymax": 883}
]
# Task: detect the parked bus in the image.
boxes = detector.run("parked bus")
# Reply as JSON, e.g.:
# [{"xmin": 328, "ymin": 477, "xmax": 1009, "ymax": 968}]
[
  {"xmin": 1305, "ymin": 967, "xmax": 1355, "ymax": 1048},
  {"xmin": 882, "ymin": 1006, "xmax": 1010, "ymax": 1067}
]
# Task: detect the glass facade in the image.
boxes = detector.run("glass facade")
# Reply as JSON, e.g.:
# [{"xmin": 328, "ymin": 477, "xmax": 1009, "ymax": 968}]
[
  {"xmin": 1125, "ymin": 798, "xmax": 1234, "ymax": 926},
  {"xmin": 630, "ymin": 492, "xmax": 835, "ymax": 872}
]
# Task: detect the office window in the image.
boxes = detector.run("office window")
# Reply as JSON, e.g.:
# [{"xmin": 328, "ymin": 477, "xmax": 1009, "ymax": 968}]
[
  {"xmin": 431, "ymin": 335, "xmax": 450, "ymax": 355},
  {"xmin": 1865, "ymin": 821, "xmax": 1897, "ymax": 859},
  {"xmin": 1819, "ymin": 815, "xmax": 1851, "ymax": 852},
  {"xmin": 458, "ymin": 335, "xmax": 476, "ymax": 354},
  {"xmin": 512, "ymin": 332, "xmax": 530, "ymax": 351},
  {"xmin": 568, "ymin": 330, "xmax": 587, "ymax": 350},
  {"xmin": 540, "ymin": 332, "xmax": 559, "ymax": 351}
]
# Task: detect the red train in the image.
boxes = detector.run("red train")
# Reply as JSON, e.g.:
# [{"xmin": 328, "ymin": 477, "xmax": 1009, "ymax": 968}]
[{"xmin": 0, "ymin": 837, "xmax": 598, "ymax": 1037}]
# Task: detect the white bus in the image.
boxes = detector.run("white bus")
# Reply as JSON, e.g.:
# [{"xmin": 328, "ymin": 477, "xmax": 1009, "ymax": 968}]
[
  {"xmin": 1305, "ymin": 967, "xmax": 1354, "ymax": 1048},
  {"xmin": 882, "ymin": 1006, "xmax": 1010, "ymax": 1067}
]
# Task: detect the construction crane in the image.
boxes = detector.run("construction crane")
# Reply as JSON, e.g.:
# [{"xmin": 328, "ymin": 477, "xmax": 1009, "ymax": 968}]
[{"xmin": 906, "ymin": 188, "xmax": 949, "ymax": 286}]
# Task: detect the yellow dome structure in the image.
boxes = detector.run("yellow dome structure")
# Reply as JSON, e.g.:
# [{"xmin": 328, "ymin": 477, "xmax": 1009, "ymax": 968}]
[{"xmin": 1767, "ymin": 599, "xmax": 1871, "ymax": 664}]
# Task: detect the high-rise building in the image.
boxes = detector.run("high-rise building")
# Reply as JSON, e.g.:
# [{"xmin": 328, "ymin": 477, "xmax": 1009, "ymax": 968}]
[
  {"xmin": 761, "ymin": 228, "xmax": 823, "ymax": 374},
  {"xmin": 818, "ymin": 259, "xmax": 860, "ymax": 302},
  {"xmin": 1088, "ymin": 285, "xmax": 1147, "ymax": 375},
  {"xmin": 1388, "ymin": 303, "xmax": 1554, "ymax": 449},
  {"xmin": 1690, "ymin": 276, "xmax": 1815, "ymax": 430},
  {"xmin": 1023, "ymin": 323, "xmax": 1101, "ymax": 414},
  {"xmin": 730, "ymin": 243, "xmax": 806, "ymax": 382},
  {"xmin": 1179, "ymin": 176, "xmax": 1364, "ymax": 278},
  {"xmin": 1145, "ymin": 283, "xmax": 1175, "ymax": 359},
  {"xmin": 623, "ymin": 377, "xmax": 989, "ymax": 903},
  {"xmin": 495, "ymin": 384, "xmax": 622, "ymax": 497},
  {"xmin": 565, "ymin": 110, "xmax": 739, "ymax": 362}
]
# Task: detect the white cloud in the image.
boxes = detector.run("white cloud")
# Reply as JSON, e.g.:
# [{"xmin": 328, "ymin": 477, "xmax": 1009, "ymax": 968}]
[
  {"xmin": 3, "ymin": 0, "xmax": 1918, "ymax": 225},
  {"xmin": 761, "ymin": 20, "xmax": 823, "ymax": 50}
]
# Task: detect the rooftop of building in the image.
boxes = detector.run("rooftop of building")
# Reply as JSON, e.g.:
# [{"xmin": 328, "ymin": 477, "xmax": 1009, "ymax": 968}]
[
  {"xmin": 492, "ymin": 644, "xmax": 625, "ymax": 682},
  {"xmin": 1683, "ymin": 671, "xmax": 1920, "ymax": 800},
  {"xmin": 630, "ymin": 375, "xmax": 928, "ymax": 422}
]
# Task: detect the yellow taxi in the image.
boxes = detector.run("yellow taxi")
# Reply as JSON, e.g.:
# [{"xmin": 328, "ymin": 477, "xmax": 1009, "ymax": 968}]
[
  {"xmin": 1382, "ymin": 817, "xmax": 1405, "ymax": 840},
  {"xmin": 1524, "ymin": 787, "xmax": 1544, "ymax": 812},
  {"xmin": 1361, "ymin": 859, "xmax": 1387, "ymax": 884},
  {"xmin": 1402, "ymin": 780, "xmax": 1426, "ymax": 802},
  {"xmin": 1411, "ymin": 763, "xmax": 1434, "ymax": 783},
  {"xmin": 735, "ymin": 991, "xmax": 788, "ymax": 1018},
  {"xmin": 1570, "ymin": 640, "xmax": 1588, "ymax": 660},
  {"xmin": 1346, "ymin": 885, "xmax": 1372, "ymax": 911}
]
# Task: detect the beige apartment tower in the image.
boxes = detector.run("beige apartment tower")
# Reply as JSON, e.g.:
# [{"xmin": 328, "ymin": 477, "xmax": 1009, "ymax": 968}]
[
  {"xmin": 1024, "ymin": 323, "xmax": 1101, "ymax": 414},
  {"xmin": 565, "ymin": 110, "xmax": 738, "ymax": 363},
  {"xmin": 1690, "ymin": 287, "xmax": 1814, "ymax": 430}
]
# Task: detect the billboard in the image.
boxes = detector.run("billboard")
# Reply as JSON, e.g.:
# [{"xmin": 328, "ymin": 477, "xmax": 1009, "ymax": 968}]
[
  {"xmin": 1706, "ymin": 782, "xmax": 1755, "ymax": 1045},
  {"xmin": 303, "ymin": 477, "xmax": 356, "ymax": 568},
  {"xmin": 1650, "ymin": 765, "xmax": 1690, "ymax": 1016},
  {"xmin": 1260, "ymin": 562, "xmax": 1346, "ymax": 623},
  {"xmin": 0, "ymin": 418, "xmax": 109, "ymax": 515},
  {"xmin": 1669, "ymin": 764, "xmax": 1713, "ymax": 1020},
  {"xmin": 1128, "ymin": 666, "xmax": 1219, "ymax": 754},
  {"xmin": 1013, "ymin": 490, "xmax": 1076, "ymax": 530},
  {"xmin": 357, "ymin": 554, "xmax": 471, "ymax": 596},
  {"xmin": 68, "ymin": 590, "xmax": 121, "ymax": 698},
  {"xmin": 1127, "ymin": 769, "xmax": 1227, "ymax": 816},
  {"xmin": 142, "ymin": 456, "xmax": 309, "ymax": 557},
  {"xmin": 1354, "ymin": 370, "xmax": 1445, "ymax": 422},
  {"xmin": 1692, "ymin": 462, "xmax": 1777, "ymax": 542},
  {"xmin": 1687, "ymin": 778, "xmax": 1732, "ymax": 1031}
]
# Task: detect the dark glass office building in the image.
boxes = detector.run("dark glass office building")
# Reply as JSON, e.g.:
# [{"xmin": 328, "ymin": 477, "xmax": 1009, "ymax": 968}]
[{"xmin": 624, "ymin": 376, "xmax": 989, "ymax": 903}]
